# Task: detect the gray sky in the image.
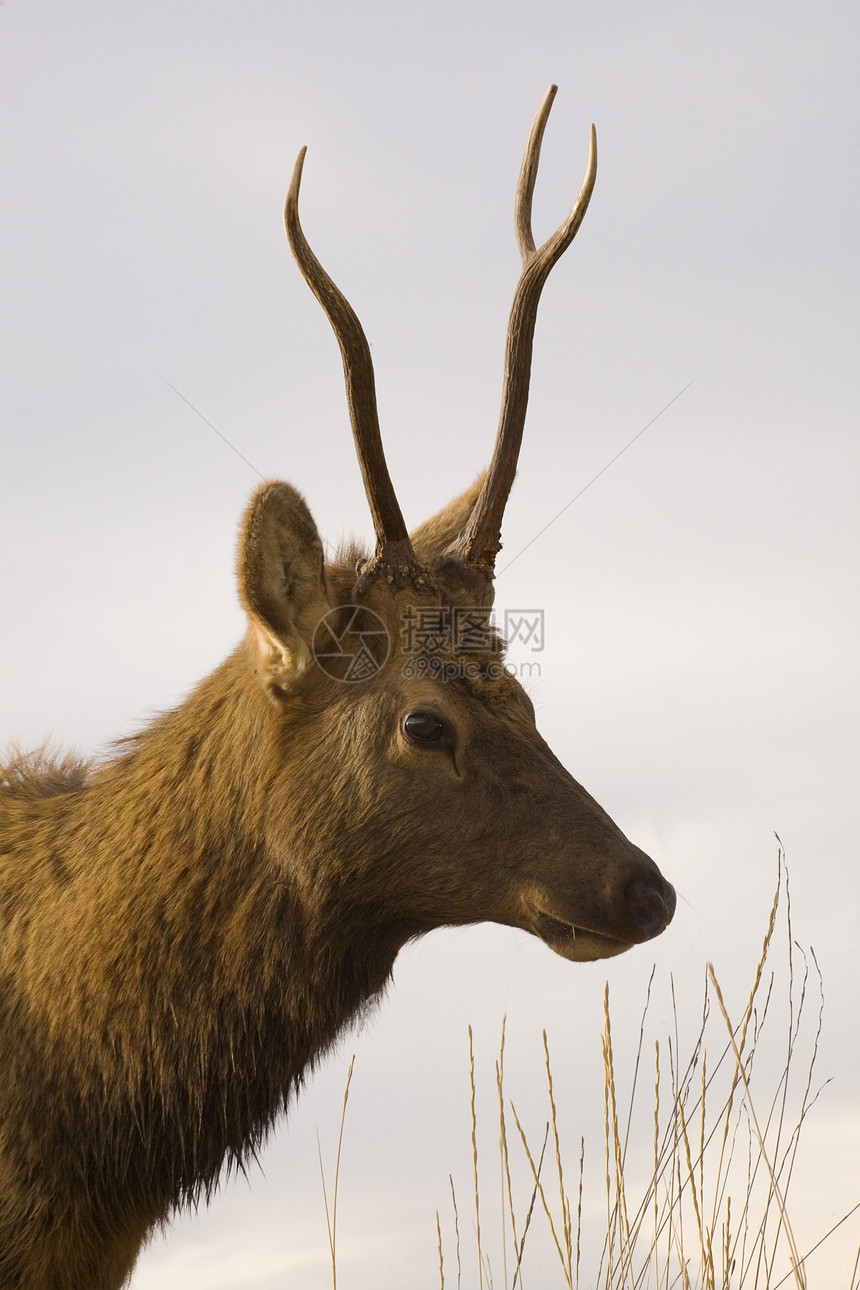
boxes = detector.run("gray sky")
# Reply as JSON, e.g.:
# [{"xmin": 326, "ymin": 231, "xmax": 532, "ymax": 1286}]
[{"xmin": 1, "ymin": 1, "xmax": 858, "ymax": 1286}]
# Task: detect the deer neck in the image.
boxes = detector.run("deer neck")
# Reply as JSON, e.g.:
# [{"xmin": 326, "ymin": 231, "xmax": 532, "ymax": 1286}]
[{"xmin": 4, "ymin": 648, "xmax": 395, "ymax": 1231}]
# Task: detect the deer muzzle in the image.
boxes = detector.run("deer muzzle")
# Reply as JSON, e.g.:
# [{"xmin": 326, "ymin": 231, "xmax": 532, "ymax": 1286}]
[{"xmin": 525, "ymin": 859, "xmax": 676, "ymax": 964}]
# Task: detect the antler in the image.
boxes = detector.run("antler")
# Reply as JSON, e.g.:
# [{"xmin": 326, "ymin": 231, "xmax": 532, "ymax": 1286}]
[
  {"xmin": 285, "ymin": 150, "xmax": 424, "ymax": 588},
  {"xmin": 284, "ymin": 88, "xmax": 595, "ymax": 592},
  {"xmin": 447, "ymin": 85, "xmax": 597, "ymax": 573}
]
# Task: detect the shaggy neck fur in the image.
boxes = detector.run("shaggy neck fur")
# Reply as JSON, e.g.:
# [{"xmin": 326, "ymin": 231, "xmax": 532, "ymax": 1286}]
[{"xmin": 0, "ymin": 647, "xmax": 397, "ymax": 1289}]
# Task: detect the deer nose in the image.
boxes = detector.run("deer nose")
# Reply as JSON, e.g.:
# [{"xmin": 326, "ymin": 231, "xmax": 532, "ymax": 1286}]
[{"xmin": 624, "ymin": 875, "xmax": 676, "ymax": 938}]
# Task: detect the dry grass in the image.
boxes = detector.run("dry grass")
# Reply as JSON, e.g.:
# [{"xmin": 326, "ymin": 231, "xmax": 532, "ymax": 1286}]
[
  {"xmin": 317, "ymin": 1053, "xmax": 355, "ymax": 1290},
  {"xmin": 438, "ymin": 848, "xmax": 860, "ymax": 1289}
]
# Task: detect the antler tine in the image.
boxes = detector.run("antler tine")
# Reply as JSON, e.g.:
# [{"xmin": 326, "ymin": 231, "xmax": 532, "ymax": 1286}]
[
  {"xmin": 451, "ymin": 86, "xmax": 597, "ymax": 573},
  {"xmin": 285, "ymin": 148, "xmax": 418, "ymax": 578}
]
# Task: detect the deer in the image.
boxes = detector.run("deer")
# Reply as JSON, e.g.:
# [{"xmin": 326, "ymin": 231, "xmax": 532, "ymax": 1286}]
[{"xmin": 0, "ymin": 86, "xmax": 675, "ymax": 1289}]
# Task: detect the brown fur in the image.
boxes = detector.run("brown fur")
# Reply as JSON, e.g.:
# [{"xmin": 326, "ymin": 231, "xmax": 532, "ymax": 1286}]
[{"xmin": 0, "ymin": 475, "xmax": 674, "ymax": 1287}]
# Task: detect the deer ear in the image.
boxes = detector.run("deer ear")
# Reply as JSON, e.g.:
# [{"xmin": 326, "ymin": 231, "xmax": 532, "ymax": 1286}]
[
  {"xmin": 238, "ymin": 481, "xmax": 332, "ymax": 696},
  {"xmin": 409, "ymin": 474, "xmax": 487, "ymax": 562}
]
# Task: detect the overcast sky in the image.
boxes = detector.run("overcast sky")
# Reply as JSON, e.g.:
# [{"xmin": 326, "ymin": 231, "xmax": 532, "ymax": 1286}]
[{"xmin": 2, "ymin": 2, "xmax": 858, "ymax": 1286}]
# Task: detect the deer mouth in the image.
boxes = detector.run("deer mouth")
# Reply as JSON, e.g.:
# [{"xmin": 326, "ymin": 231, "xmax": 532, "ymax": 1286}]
[
  {"xmin": 525, "ymin": 869, "xmax": 676, "ymax": 963},
  {"xmin": 532, "ymin": 909, "xmax": 578, "ymax": 945},
  {"xmin": 527, "ymin": 904, "xmax": 630, "ymax": 963}
]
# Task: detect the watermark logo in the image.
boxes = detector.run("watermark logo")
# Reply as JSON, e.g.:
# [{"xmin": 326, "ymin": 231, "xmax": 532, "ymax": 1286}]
[
  {"xmin": 311, "ymin": 604, "xmax": 545, "ymax": 683},
  {"xmin": 502, "ymin": 608, "xmax": 545, "ymax": 653},
  {"xmin": 312, "ymin": 605, "xmax": 391, "ymax": 682},
  {"xmin": 401, "ymin": 605, "xmax": 498, "ymax": 657}
]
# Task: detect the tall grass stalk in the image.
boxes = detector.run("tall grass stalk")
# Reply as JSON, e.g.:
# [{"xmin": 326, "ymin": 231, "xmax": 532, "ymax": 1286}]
[
  {"xmin": 469, "ymin": 1025, "xmax": 484, "ymax": 1290},
  {"xmin": 317, "ymin": 1052, "xmax": 355, "ymax": 1290},
  {"xmin": 450, "ymin": 1174, "xmax": 463, "ymax": 1290},
  {"xmin": 441, "ymin": 850, "xmax": 859, "ymax": 1287}
]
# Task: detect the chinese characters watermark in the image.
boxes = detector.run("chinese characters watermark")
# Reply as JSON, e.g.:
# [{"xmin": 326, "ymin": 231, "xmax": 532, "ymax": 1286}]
[{"xmin": 312, "ymin": 604, "xmax": 546, "ymax": 683}]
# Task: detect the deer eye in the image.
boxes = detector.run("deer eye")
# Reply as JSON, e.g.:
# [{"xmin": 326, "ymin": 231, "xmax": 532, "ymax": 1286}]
[{"xmin": 402, "ymin": 711, "xmax": 451, "ymax": 748}]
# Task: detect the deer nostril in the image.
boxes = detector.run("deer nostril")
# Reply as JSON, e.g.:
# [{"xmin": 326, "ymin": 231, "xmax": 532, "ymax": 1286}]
[{"xmin": 625, "ymin": 876, "xmax": 676, "ymax": 936}]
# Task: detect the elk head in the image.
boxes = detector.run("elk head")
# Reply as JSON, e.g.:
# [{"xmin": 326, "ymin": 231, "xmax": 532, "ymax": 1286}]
[{"xmin": 240, "ymin": 86, "xmax": 674, "ymax": 969}]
